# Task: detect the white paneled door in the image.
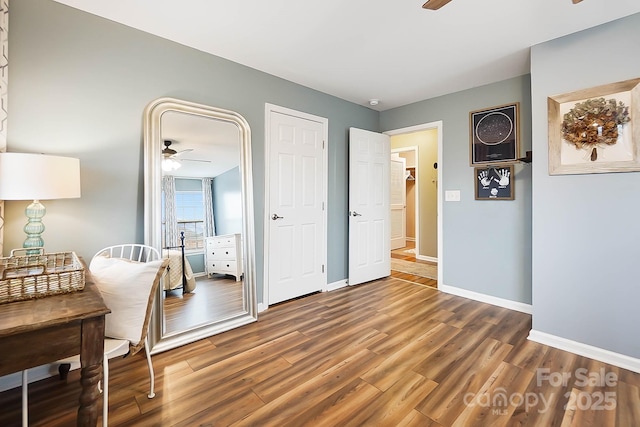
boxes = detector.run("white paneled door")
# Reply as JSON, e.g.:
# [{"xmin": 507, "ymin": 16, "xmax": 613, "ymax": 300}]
[
  {"xmin": 390, "ymin": 154, "xmax": 407, "ymax": 250},
  {"xmin": 266, "ymin": 106, "xmax": 327, "ymax": 305},
  {"xmin": 348, "ymin": 128, "xmax": 390, "ymax": 286}
]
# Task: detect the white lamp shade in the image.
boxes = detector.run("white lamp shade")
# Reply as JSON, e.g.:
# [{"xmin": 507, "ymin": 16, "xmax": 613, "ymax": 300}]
[{"xmin": 0, "ymin": 153, "xmax": 81, "ymax": 200}]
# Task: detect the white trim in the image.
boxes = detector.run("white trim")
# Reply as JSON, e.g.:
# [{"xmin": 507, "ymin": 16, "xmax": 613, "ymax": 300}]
[
  {"xmin": 528, "ymin": 330, "xmax": 640, "ymax": 374},
  {"xmin": 263, "ymin": 103, "xmax": 328, "ymax": 308},
  {"xmin": 384, "ymin": 120, "xmax": 443, "ymax": 286},
  {"xmin": 0, "ymin": 362, "xmax": 81, "ymax": 393},
  {"xmin": 326, "ymin": 279, "xmax": 348, "ymax": 292},
  {"xmin": 258, "ymin": 302, "xmax": 268, "ymax": 313},
  {"xmin": 439, "ymin": 284, "xmax": 533, "ymax": 314},
  {"xmin": 416, "ymin": 255, "xmax": 437, "ymax": 263},
  {"xmin": 385, "ymin": 122, "xmax": 441, "ymax": 137}
]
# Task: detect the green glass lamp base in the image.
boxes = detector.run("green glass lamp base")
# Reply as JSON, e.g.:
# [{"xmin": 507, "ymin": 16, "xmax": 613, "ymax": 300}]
[{"xmin": 23, "ymin": 200, "xmax": 46, "ymax": 254}]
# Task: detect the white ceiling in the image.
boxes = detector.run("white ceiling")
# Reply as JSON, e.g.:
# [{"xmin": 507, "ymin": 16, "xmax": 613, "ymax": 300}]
[
  {"xmin": 52, "ymin": 0, "xmax": 640, "ymax": 111},
  {"xmin": 161, "ymin": 110, "xmax": 240, "ymax": 178}
]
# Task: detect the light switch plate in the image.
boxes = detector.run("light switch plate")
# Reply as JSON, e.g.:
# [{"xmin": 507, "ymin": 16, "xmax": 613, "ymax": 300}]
[{"xmin": 445, "ymin": 190, "xmax": 461, "ymax": 202}]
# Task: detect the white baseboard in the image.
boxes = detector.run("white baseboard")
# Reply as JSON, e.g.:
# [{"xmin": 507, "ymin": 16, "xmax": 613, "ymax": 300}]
[
  {"xmin": 438, "ymin": 284, "xmax": 532, "ymax": 314},
  {"xmin": 416, "ymin": 255, "xmax": 438, "ymax": 263},
  {"xmin": 528, "ymin": 329, "xmax": 640, "ymax": 374},
  {"xmin": 258, "ymin": 279, "xmax": 348, "ymax": 313},
  {"xmin": 326, "ymin": 279, "xmax": 348, "ymax": 292},
  {"xmin": 0, "ymin": 361, "xmax": 81, "ymax": 393}
]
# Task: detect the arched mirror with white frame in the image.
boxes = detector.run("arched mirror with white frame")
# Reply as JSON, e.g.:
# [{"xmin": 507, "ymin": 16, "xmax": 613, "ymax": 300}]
[{"xmin": 144, "ymin": 97, "xmax": 257, "ymax": 354}]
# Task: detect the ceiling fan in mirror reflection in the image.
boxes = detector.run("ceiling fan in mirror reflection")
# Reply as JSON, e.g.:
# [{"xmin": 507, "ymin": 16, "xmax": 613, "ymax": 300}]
[
  {"xmin": 161, "ymin": 140, "xmax": 211, "ymax": 172},
  {"xmin": 162, "ymin": 140, "xmax": 186, "ymax": 171},
  {"xmin": 162, "ymin": 139, "xmax": 211, "ymax": 172}
]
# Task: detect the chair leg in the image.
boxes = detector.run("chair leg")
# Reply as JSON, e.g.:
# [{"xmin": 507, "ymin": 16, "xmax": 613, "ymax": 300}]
[
  {"xmin": 21, "ymin": 370, "xmax": 28, "ymax": 427},
  {"xmin": 144, "ymin": 337, "xmax": 155, "ymax": 398},
  {"xmin": 103, "ymin": 356, "xmax": 108, "ymax": 427}
]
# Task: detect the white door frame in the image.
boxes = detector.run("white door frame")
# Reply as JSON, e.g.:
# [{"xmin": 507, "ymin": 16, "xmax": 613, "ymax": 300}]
[
  {"xmin": 385, "ymin": 121, "xmax": 443, "ymax": 285},
  {"xmin": 263, "ymin": 103, "xmax": 328, "ymax": 311},
  {"xmin": 391, "ymin": 146, "xmax": 419, "ymax": 256}
]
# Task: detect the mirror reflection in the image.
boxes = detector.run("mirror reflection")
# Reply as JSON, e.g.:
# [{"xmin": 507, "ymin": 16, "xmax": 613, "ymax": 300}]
[
  {"xmin": 144, "ymin": 98, "xmax": 257, "ymax": 354},
  {"xmin": 160, "ymin": 111, "xmax": 245, "ymax": 335}
]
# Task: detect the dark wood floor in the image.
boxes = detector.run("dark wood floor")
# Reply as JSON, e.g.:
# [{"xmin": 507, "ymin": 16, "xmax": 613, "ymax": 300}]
[{"xmin": 1, "ymin": 274, "xmax": 638, "ymax": 426}]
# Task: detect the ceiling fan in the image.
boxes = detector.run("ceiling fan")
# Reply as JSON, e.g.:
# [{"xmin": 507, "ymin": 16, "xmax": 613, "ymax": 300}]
[
  {"xmin": 162, "ymin": 140, "xmax": 192, "ymax": 158},
  {"xmin": 422, "ymin": 0, "xmax": 583, "ymax": 10},
  {"xmin": 162, "ymin": 140, "xmax": 185, "ymax": 171},
  {"xmin": 162, "ymin": 140, "xmax": 211, "ymax": 172}
]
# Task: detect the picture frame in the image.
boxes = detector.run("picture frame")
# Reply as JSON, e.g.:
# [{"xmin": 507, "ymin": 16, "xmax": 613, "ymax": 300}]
[
  {"xmin": 474, "ymin": 165, "xmax": 514, "ymax": 200},
  {"xmin": 470, "ymin": 102, "xmax": 520, "ymax": 165},
  {"xmin": 548, "ymin": 77, "xmax": 640, "ymax": 175}
]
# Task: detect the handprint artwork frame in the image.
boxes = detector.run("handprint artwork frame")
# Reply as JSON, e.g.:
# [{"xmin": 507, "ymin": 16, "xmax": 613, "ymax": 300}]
[
  {"xmin": 470, "ymin": 103, "xmax": 520, "ymax": 166},
  {"xmin": 474, "ymin": 165, "xmax": 514, "ymax": 200}
]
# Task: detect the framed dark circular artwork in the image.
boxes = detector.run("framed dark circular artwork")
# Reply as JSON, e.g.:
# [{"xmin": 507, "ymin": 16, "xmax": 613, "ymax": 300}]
[{"xmin": 470, "ymin": 103, "xmax": 520, "ymax": 165}]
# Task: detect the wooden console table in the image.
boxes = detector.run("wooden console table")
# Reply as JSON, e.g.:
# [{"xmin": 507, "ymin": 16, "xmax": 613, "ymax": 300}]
[{"xmin": 0, "ymin": 267, "xmax": 109, "ymax": 426}]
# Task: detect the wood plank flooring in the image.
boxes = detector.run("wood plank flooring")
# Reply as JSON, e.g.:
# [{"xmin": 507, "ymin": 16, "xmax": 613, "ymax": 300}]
[
  {"xmin": 1, "ymin": 275, "xmax": 638, "ymax": 426},
  {"xmin": 390, "ymin": 242, "xmax": 419, "ymax": 262},
  {"xmin": 391, "ymin": 242, "xmax": 438, "ymax": 288},
  {"xmin": 164, "ymin": 275, "xmax": 244, "ymax": 334}
]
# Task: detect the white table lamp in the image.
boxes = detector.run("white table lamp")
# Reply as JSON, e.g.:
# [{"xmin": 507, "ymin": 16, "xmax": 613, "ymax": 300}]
[{"xmin": 0, "ymin": 153, "xmax": 81, "ymax": 250}]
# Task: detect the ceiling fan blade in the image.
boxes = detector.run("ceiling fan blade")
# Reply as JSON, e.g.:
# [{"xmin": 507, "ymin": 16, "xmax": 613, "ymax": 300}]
[
  {"xmin": 572, "ymin": 0, "xmax": 583, "ymax": 3},
  {"xmin": 174, "ymin": 148, "xmax": 194, "ymax": 157},
  {"xmin": 182, "ymin": 158, "xmax": 211, "ymax": 163},
  {"xmin": 422, "ymin": 0, "xmax": 453, "ymax": 10}
]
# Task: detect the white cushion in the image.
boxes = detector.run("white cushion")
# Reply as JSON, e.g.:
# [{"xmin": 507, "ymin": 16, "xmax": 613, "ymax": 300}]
[{"xmin": 89, "ymin": 256, "xmax": 164, "ymax": 345}]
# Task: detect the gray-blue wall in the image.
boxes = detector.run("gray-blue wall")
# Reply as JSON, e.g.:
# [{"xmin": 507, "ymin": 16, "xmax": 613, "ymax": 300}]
[
  {"xmin": 212, "ymin": 166, "xmax": 242, "ymax": 236},
  {"xmin": 531, "ymin": 14, "xmax": 640, "ymax": 358},
  {"xmin": 5, "ymin": 0, "xmax": 378, "ymax": 304},
  {"xmin": 380, "ymin": 75, "xmax": 533, "ymax": 305}
]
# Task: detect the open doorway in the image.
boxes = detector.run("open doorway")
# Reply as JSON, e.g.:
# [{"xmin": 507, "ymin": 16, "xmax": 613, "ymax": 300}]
[{"xmin": 387, "ymin": 123, "xmax": 441, "ymax": 284}]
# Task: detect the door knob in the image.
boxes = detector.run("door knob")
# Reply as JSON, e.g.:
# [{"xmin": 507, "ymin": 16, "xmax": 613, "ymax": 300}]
[
  {"xmin": 271, "ymin": 214, "xmax": 284, "ymax": 220},
  {"xmin": 350, "ymin": 211, "xmax": 362, "ymax": 217}
]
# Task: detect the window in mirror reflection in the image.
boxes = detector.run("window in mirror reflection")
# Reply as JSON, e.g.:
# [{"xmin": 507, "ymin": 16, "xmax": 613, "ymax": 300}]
[
  {"xmin": 162, "ymin": 177, "xmax": 212, "ymax": 251},
  {"xmin": 176, "ymin": 188, "xmax": 205, "ymax": 251}
]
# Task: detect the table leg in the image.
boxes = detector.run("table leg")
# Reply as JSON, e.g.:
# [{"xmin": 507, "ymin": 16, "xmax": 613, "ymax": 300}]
[{"xmin": 77, "ymin": 316, "xmax": 105, "ymax": 427}]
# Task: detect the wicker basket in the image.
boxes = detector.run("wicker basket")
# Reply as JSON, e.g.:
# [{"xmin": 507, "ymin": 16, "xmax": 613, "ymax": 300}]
[{"xmin": 0, "ymin": 248, "xmax": 85, "ymax": 304}]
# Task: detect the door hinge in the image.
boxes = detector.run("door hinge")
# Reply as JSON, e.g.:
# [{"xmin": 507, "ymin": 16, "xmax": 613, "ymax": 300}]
[
  {"xmin": 323, "ymin": 140, "xmax": 325, "ymax": 149},
  {"xmin": 322, "ymin": 264, "xmax": 325, "ymax": 273},
  {"xmin": 322, "ymin": 202, "xmax": 325, "ymax": 210}
]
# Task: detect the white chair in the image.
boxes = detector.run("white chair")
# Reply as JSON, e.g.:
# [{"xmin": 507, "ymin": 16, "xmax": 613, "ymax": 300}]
[{"xmin": 21, "ymin": 244, "xmax": 169, "ymax": 427}]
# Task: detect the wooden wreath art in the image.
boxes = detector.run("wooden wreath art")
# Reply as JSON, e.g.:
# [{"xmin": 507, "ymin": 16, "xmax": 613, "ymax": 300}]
[{"xmin": 562, "ymin": 97, "xmax": 630, "ymax": 161}]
